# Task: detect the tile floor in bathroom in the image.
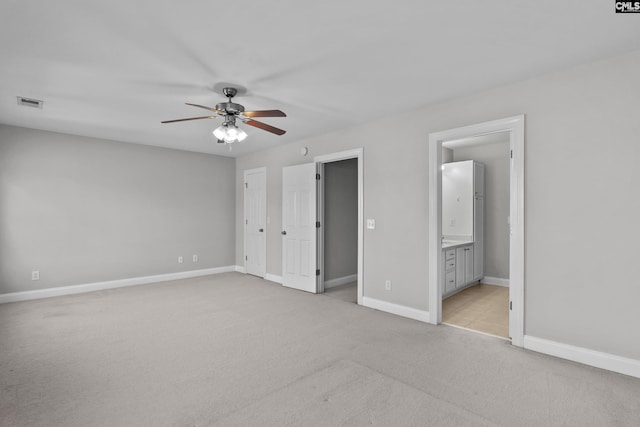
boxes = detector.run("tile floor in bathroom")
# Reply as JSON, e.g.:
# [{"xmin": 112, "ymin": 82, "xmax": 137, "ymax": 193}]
[{"xmin": 442, "ymin": 283, "xmax": 509, "ymax": 338}]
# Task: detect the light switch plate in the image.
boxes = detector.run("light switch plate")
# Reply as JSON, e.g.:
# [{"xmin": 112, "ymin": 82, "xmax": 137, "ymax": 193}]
[{"xmin": 367, "ymin": 219, "xmax": 376, "ymax": 229}]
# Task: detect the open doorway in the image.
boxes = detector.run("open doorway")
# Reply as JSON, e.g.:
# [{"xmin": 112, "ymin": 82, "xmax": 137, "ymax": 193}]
[
  {"xmin": 320, "ymin": 158, "xmax": 358, "ymax": 303},
  {"xmin": 315, "ymin": 149, "xmax": 364, "ymax": 304},
  {"xmin": 280, "ymin": 149, "xmax": 363, "ymax": 303},
  {"xmin": 441, "ymin": 133, "xmax": 510, "ymax": 338},
  {"xmin": 428, "ymin": 115, "xmax": 525, "ymax": 347},
  {"xmin": 244, "ymin": 167, "xmax": 267, "ymax": 278}
]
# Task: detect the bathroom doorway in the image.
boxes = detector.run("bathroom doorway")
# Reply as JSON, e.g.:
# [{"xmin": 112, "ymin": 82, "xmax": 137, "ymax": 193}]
[
  {"xmin": 428, "ymin": 115, "xmax": 525, "ymax": 347},
  {"xmin": 441, "ymin": 134, "xmax": 511, "ymax": 338}
]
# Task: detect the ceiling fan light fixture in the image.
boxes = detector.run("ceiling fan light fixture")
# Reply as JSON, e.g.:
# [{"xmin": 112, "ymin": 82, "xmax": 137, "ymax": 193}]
[
  {"xmin": 236, "ymin": 127, "xmax": 248, "ymax": 142},
  {"xmin": 213, "ymin": 123, "xmax": 248, "ymax": 143},
  {"xmin": 213, "ymin": 125, "xmax": 227, "ymax": 140},
  {"xmin": 224, "ymin": 125, "xmax": 240, "ymax": 142}
]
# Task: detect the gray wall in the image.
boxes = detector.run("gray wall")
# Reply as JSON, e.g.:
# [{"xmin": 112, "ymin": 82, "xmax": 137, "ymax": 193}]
[
  {"xmin": 453, "ymin": 142, "xmax": 510, "ymax": 280},
  {"xmin": 236, "ymin": 49, "xmax": 640, "ymax": 361},
  {"xmin": 324, "ymin": 159, "xmax": 358, "ymax": 282},
  {"xmin": 0, "ymin": 125, "xmax": 235, "ymax": 294}
]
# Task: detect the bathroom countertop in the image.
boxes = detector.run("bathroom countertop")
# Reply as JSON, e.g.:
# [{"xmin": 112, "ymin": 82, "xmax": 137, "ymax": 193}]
[{"xmin": 442, "ymin": 240, "xmax": 473, "ymax": 249}]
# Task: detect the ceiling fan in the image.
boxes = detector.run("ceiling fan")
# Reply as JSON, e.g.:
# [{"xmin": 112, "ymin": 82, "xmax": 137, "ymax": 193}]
[{"xmin": 161, "ymin": 87, "xmax": 286, "ymax": 146}]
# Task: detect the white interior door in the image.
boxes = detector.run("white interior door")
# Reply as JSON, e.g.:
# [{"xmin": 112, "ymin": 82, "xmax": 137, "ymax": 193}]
[
  {"xmin": 244, "ymin": 168, "xmax": 266, "ymax": 277},
  {"xmin": 282, "ymin": 163, "xmax": 317, "ymax": 293}
]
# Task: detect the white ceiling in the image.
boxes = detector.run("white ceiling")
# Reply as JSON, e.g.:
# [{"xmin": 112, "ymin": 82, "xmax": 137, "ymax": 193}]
[{"xmin": 1, "ymin": 1, "xmax": 639, "ymax": 157}]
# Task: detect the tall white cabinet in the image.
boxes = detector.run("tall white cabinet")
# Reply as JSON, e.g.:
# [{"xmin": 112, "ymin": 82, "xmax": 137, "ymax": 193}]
[
  {"xmin": 442, "ymin": 160, "xmax": 484, "ymax": 297},
  {"xmin": 472, "ymin": 163, "xmax": 484, "ymax": 281}
]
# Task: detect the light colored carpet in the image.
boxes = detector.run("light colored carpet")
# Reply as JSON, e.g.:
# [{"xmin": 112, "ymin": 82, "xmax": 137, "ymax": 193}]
[{"xmin": 1, "ymin": 272, "xmax": 639, "ymax": 426}]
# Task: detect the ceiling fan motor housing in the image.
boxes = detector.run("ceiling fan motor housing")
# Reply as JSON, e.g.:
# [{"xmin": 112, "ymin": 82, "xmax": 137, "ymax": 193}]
[
  {"xmin": 216, "ymin": 101, "xmax": 245, "ymax": 115},
  {"xmin": 217, "ymin": 88, "xmax": 244, "ymax": 115}
]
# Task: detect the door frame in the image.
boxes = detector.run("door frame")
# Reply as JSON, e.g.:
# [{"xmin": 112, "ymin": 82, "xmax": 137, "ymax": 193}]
[
  {"xmin": 428, "ymin": 115, "xmax": 525, "ymax": 347},
  {"xmin": 244, "ymin": 167, "xmax": 267, "ymax": 277},
  {"xmin": 314, "ymin": 148, "xmax": 364, "ymax": 304}
]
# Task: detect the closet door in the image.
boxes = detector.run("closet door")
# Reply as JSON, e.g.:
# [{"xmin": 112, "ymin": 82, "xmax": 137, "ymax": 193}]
[{"xmin": 282, "ymin": 163, "xmax": 318, "ymax": 293}]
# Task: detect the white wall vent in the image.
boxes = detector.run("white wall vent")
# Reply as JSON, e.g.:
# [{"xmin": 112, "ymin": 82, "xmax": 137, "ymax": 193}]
[{"xmin": 17, "ymin": 97, "xmax": 44, "ymax": 108}]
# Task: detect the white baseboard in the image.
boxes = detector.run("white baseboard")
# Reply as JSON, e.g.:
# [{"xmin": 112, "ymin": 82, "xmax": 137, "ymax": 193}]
[
  {"xmin": 523, "ymin": 335, "xmax": 640, "ymax": 379},
  {"xmin": 324, "ymin": 274, "xmax": 357, "ymax": 289},
  {"xmin": 482, "ymin": 276, "xmax": 510, "ymax": 287},
  {"xmin": 0, "ymin": 266, "xmax": 237, "ymax": 304},
  {"xmin": 235, "ymin": 265, "xmax": 246, "ymax": 274},
  {"xmin": 362, "ymin": 296, "xmax": 430, "ymax": 323},
  {"xmin": 264, "ymin": 273, "xmax": 283, "ymax": 284}
]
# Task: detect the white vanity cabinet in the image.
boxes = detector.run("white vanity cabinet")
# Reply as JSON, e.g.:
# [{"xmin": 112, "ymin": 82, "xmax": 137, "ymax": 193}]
[
  {"xmin": 456, "ymin": 245, "xmax": 474, "ymax": 287},
  {"xmin": 444, "ymin": 249, "xmax": 456, "ymax": 294},
  {"xmin": 442, "ymin": 243, "xmax": 475, "ymax": 297}
]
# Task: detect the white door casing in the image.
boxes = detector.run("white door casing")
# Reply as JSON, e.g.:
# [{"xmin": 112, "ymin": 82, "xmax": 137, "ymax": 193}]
[
  {"xmin": 244, "ymin": 168, "xmax": 266, "ymax": 277},
  {"xmin": 282, "ymin": 163, "xmax": 318, "ymax": 293}
]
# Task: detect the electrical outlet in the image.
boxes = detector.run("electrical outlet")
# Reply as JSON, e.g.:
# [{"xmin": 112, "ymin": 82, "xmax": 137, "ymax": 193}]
[
  {"xmin": 192, "ymin": 254, "xmax": 198, "ymax": 262},
  {"xmin": 31, "ymin": 270, "xmax": 40, "ymax": 281},
  {"xmin": 178, "ymin": 256, "xmax": 183, "ymax": 264},
  {"xmin": 385, "ymin": 279, "xmax": 392, "ymax": 291}
]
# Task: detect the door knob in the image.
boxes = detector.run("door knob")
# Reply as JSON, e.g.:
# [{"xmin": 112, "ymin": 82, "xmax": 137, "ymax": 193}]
[
  {"xmin": 259, "ymin": 228, "xmax": 264, "ymax": 232},
  {"xmin": 281, "ymin": 231, "xmax": 287, "ymax": 235}
]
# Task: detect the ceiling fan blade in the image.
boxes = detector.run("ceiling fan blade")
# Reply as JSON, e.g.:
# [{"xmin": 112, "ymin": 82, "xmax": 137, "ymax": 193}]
[
  {"xmin": 161, "ymin": 116, "xmax": 216, "ymax": 123},
  {"xmin": 242, "ymin": 110, "xmax": 287, "ymax": 118},
  {"xmin": 185, "ymin": 103, "xmax": 224, "ymax": 115},
  {"xmin": 244, "ymin": 119, "xmax": 286, "ymax": 135}
]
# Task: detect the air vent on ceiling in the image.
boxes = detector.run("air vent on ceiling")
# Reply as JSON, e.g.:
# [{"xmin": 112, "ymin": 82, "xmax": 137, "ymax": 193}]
[{"xmin": 17, "ymin": 96, "xmax": 44, "ymax": 108}]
